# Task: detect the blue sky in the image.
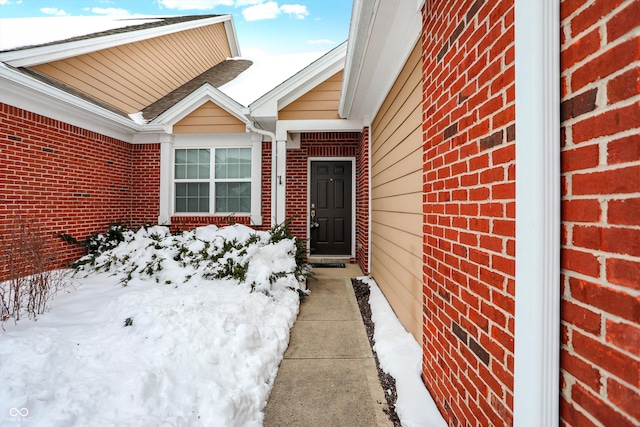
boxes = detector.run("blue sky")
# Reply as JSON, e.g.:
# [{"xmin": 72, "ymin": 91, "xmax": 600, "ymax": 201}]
[{"xmin": 0, "ymin": 0, "xmax": 353, "ymax": 55}]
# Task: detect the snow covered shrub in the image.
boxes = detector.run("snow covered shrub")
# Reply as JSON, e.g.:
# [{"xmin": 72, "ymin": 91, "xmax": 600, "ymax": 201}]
[
  {"xmin": 269, "ymin": 219, "xmax": 311, "ymax": 284},
  {"xmin": 61, "ymin": 222, "xmax": 133, "ymax": 269},
  {"xmin": 72, "ymin": 222, "xmax": 310, "ymax": 295},
  {"xmin": 1, "ymin": 215, "xmax": 68, "ymax": 324}
]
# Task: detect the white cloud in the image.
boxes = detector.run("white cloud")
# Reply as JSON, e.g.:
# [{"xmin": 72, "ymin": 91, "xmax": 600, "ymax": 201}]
[
  {"xmin": 157, "ymin": 0, "xmax": 234, "ymax": 10},
  {"xmin": 280, "ymin": 4, "xmax": 308, "ymax": 19},
  {"xmin": 88, "ymin": 7, "xmax": 131, "ymax": 16},
  {"xmin": 308, "ymin": 39, "xmax": 333, "ymax": 45},
  {"xmin": 242, "ymin": 1, "xmax": 280, "ymax": 21},
  {"xmin": 242, "ymin": 1, "xmax": 309, "ymax": 21},
  {"xmin": 40, "ymin": 7, "xmax": 69, "ymax": 16},
  {"xmin": 0, "ymin": 0, "xmax": 9, "ymax": 5}
]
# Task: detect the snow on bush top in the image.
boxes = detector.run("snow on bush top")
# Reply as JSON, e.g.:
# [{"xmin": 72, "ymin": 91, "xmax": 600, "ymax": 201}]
[{"xmin": 74, "ymin": 224, "xmax": 307, "ymax": 294}]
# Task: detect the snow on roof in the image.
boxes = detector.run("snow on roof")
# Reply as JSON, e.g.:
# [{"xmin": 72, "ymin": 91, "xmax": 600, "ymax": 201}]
[
  {"xmin": 219, "ymin": 48, "xmax": 327, "ymax": 106},
  {"xmin": 0, "ymin": 16, "xmax": 167, "ymax": 51}
]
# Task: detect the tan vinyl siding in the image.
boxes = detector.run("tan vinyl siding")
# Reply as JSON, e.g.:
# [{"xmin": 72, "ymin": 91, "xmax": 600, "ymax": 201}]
[
  {"xmin": 31, "ymin": 23, "xmax": 232, "ymax": 114},
  {"xmin": 173, "ymin": 101, "xmax": 246, "ymax": 134},
  {"xmin": 370, "ymin": 41, "xmax": 423, "ymax": 342},
  {"xmin": 278, "ymin": 70, "xmax": 343, "ymax": 120}
]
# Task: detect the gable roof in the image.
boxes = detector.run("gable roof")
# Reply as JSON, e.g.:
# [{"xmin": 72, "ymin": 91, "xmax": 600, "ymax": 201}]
[
  {"xmin": 141, "ymin": 59, "xmax": 252, "ymax": 121},
  {"xmin": 152, "ymin": 83, "xmax": 249, "ymax": 134},
  {"xmin": 248, "ymin": 42, "xmax": 347, "ymax": 131},
  {"xmin": 0, "ymin": 15, "xmax": 240, "ymax": 67}
]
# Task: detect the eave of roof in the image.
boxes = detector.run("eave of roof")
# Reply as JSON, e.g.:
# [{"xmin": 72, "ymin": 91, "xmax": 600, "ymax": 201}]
[
  {"xmin": 339, "ymin": 0, "xmax": 423, "ymax": 121},
  {"xmin": 0, "ymin": 14, "xmax": 239, "ymax": 67}
]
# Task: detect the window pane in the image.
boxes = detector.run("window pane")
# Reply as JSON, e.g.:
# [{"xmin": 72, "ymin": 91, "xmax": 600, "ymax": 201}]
[
  {"xmin": 199, "ymin": 164, "xmax": 210, "ymax": 179},
  {"xmin": 175, "ymin": 164, "xmax": 186, "ymax": 180},
  {"xmin": 175, "ymin": 149, "xmax": 210, "ymax": 179},
  {"xmin": 239, "ymin": 197, "xmax": 251, "ymax": 212},
  {"xmin": 187, "ymin": 150, "xmax": 199, "ymax": 163},
  {"xmin": 239, "ymin": 149, "xmax": 252, "ymax": 161},
  {"xmin": 175, "ymin": 149, "xmax": 186, "ymax": 163},
  {"xmin": 199, "ymin": 149, "xmax": 210, "ymax": 164},
  {"xmin": 215, "ymin": 148, "xmax": 251, "ymax": 179},
  {"xmin": 239, "ymin": 182, "xmax": 251, "ymax": 196},
  {"xmin": 175, "ymin": 183, "xmax": 209, "ymax": 213},
  {"xmin": 239, "ymin": 164, "xmax": 251, "ymax": 179},
  {"xmin": 215, "ymin": 182, "xmax": 250, "ymax": 213}
]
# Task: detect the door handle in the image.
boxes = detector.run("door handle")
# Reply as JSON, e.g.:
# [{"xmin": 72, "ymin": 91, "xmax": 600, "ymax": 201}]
[{"xmin": 310, "ymin": 203, "xmax": 319, "ymax": 228}]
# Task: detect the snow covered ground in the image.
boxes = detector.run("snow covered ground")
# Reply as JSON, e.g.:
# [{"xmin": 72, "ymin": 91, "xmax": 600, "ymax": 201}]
[
  {"xmin": 1, "ymin": 224, "xmax": 446, "ymax": 426},
  {"xmin": 1, "ymin": 224, "xmax": 303, "ymax": 426},
  {"xmin": 360, "ymin": 276, "xmax": 448, "ymax": 427}
]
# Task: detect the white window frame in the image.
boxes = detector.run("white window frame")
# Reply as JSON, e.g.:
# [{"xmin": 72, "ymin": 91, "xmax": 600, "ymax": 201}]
[{"xmin": 165, "ymin": 133, "xmax": 263, "ymax": 226}]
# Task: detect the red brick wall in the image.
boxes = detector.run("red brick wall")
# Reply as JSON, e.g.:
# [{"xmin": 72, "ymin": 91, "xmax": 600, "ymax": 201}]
[
  {"xmin": 560, "ymin": 0, "xmax": 640, "ymax": 426},
  {"xmin": 421, "ymin": 0, "xmax": 516, "ymax": 425},
  {"xmin": 286, "ymin": 132, "xmax": 360, "ymax": 247},
  {"xmin": 356, "ymin": 128, "xmax": 370, "ymax": 273},
  {"xmin": 132, "ymin": 143, "xmax": 160, "ymax": 226},
  {"xmin": 0, "ymin": 103, "xmax": 137, "ymax": 278}
]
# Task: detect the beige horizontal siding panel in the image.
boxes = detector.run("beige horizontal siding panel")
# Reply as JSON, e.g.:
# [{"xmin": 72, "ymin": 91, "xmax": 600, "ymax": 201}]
[
  {"xmin": 31, "ymin": 23, "xmax": 232, "ymax": 114},
  {"xmin": 278, "ymin": 110, "xmax": 342, "ymax": 120},
  {"xmin": 371, "ymin": 128, "xmax": 422, "ymax": 177},
  {"xmin": 372, "ymin": 221, "xmax": 422, "ymax": 256},
  {"xmin": 371, "ymin": 148, "xmax": 422, "ymax": 188},
  {"xmin": 173, "ymin": 101, "xmax": 246, "ymax": 134},
  {"xmin": 370, "ymin": 246, "xmax": 423, "ymax": 341},
  {"xmin": 173, "ymin": 124, "xmax": 246, "ymax": 134},
  {"xmin": 279, "ymin": 70, "xmax": 343, "ymax": 121},
  {"xmin": 372, "ymin": 210, "xmax": 422, "ymax": 236},
  {"xmin": 371, "ymin": 193, "xmax": 422, "ymax": 214},
  {"xmin": 369, "ymin": 40, "xmax": 423, "ymax": 340},
  {"xmin": 372, "ymin": 92, "xmax": 421, "ymax": 159},
  {"xmin": 371, "ymin": 170, "xmax": 422, "ymax": 198}
]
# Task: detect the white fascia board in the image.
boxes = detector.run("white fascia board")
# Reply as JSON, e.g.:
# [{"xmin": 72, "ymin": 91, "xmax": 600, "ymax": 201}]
[
  {"xmin": 339, "ymin": 0, "xmax": 377, "ymax": 119},
  {"xmin": 152, "ymin": 83, "xmax": 249, "ymax": 133},
  {"xmin": 339, "ymin": 0, "xmax": 421, "ymax": 121},
  {"xmin": 275, "ymin": 119, "xmax": 363, "ymax": 141},
  {"xmin": 0, "ymin": 62, "xmax": 138, "ymax": 142},
  {"xmin": 223, "ymin": 19, "xmax": 241, "ymax": 57},
  {"xmin": 249, "ymin": 42, "xmax": 347, "ymax": 120},
  {"xmin": 1, "ymin": 15, "xmax": 233, "ymax": 67}
]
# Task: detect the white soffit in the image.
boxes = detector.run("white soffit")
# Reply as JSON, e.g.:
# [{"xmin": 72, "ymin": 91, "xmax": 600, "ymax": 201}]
[
  {"xmin": 0, "ymin": 15, "xmax": 235, "ymax": 68},
  {"xmin": 340, "ymin": 0, "xmax": 422, "ymax": 120}
]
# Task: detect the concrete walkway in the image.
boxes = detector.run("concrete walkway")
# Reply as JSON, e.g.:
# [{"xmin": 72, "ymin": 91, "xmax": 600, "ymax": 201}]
[{"xmin": 264, "ymin": 263, "xmax": 393, "ymax": 427}]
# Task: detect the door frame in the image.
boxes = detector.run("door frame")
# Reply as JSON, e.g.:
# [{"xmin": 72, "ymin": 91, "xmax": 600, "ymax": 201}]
[{"xmin": 307, "ymin": 156, "xmax": 356, "ymax": 257}]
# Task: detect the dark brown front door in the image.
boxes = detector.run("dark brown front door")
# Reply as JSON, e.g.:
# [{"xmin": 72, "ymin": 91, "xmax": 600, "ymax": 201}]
[{"xmin": 310, "ymin": 161, "xmax": 352, "ymax": 255}]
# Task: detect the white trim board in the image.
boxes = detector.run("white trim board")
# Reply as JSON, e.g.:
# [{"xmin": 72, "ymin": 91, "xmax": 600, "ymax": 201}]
[
  {"xmin": 1, "ymin": 15, "xmax": 236, "ymax": 68},
  {"xmin": 513, "ymin": 0, "xmax": 560, "ymax": 426}
]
